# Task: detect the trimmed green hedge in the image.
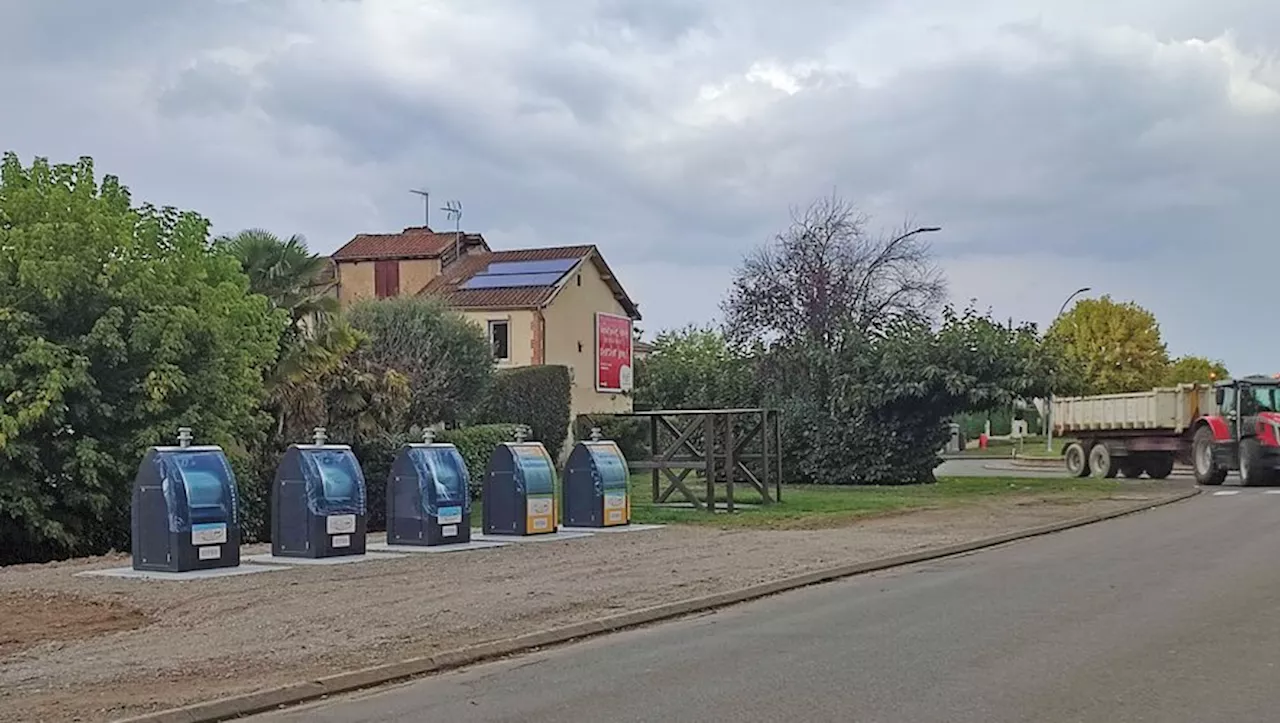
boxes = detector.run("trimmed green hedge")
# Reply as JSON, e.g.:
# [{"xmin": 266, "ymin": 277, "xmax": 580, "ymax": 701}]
[
  {"xmin": 574, "ymin": 415, "xmax": 649, "ymax": 463},
  {"xmin": 476, "ymin": 365, "xmax": 572, "ymax": 460},
  {"xmin": 438, "ymin": 423, "xmax": 523, "ymax": 499}
]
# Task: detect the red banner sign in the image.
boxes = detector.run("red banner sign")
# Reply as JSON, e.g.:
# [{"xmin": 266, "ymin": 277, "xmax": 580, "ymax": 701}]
[{"xmin": 595, "ymin": 312, "xmax": 633, "ymax": 393}]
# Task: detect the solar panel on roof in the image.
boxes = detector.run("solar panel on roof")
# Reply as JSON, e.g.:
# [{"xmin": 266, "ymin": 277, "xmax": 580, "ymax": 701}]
[
  {"xmin": 482, "ymin": 259, "xmax": 577, "ymax": 276},
  {"xmin": 460, "ymin": 272, "xmax": 567, "ymax": 290}
]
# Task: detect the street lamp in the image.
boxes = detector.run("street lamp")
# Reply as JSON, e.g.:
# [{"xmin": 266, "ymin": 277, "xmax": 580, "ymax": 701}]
[{"xmin": 1046, "ymin": 287, "xmax": 1092, "ymax": 452}]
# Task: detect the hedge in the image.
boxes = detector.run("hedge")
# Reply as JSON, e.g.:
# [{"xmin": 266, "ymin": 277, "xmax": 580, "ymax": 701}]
[
  {"xmin": 574, "ymin": 414, "xmax": 650, "ymax": 463},
  {"xmin": 438, "ymin": 423, "xmax": 524, "ymax": 499},
  {"xmin": 475, "ymin": 365, "xmax": 572, "ymax": 460}
]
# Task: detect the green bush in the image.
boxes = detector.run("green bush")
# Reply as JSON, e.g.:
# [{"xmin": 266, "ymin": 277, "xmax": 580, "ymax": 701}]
[
  {"xmin": 438, "ymin": 423, "xmax": 522, "ymax": 499},
  {"xmin": 574, "ymin": 415, "xmax": 650, "ymax": 462},
  {"xmin": 476, "ymin": 366, "xmax": 572, "ymax": 459}
]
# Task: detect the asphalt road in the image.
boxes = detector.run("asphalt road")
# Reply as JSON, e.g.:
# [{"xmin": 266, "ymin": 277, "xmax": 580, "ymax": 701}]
[
  {"xmin": 251, "ymin": 489, "xmax": 1280, "ymax": 723},
  {"xmin": 935, "ymin": 457, "xmax": 1195, "ymax": 479}
]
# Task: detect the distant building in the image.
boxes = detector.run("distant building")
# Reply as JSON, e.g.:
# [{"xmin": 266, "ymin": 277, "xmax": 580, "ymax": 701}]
[{"xmin": 329, "ymin": 226, "xmax": 641, "ymax": 438}]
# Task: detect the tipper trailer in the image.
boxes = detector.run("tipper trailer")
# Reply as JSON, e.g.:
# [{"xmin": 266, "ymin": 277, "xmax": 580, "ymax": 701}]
[{"xmin": 1052, "ymin": 375, "xmax": 1280, "ymax": 486}]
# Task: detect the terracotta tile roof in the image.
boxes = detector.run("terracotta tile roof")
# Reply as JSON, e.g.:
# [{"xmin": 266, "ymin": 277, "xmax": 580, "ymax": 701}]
[
  {"xmin": 419, "ymin": 244, "xmax": 641, "ymax": 318},
  {"xmin": 331, "ymin": 226, "xmax": 486, "ymax": 261}
]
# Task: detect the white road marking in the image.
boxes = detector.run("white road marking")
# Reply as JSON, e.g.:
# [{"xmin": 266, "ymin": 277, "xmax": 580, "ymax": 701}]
[
  {"xmin": 1265, "ymin": 490, "xmax": 1280, "ymax": 495},
  {"xmin": 1212, "ymin": 490, "xmax": 1241, "ymax": 496}
]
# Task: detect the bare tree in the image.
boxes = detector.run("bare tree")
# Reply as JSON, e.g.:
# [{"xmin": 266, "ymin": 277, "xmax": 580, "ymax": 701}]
[{"xmin": 722, "ymin": 193, "xmax": 946, "ymax": 347}]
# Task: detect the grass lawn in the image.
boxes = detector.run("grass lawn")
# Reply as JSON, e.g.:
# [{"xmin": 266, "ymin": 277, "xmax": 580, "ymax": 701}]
[{"xmin": 624, "ymin": 473, "xmax": 1115, "ymax": 530}]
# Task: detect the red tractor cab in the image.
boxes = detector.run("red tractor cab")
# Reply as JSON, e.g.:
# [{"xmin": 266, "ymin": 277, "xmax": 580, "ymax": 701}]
[{"xmin": 1192, "ymin": 375, "xmax": 1280, "ymax": 486}]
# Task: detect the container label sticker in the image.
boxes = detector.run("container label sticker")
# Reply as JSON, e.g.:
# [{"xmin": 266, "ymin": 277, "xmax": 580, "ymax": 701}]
[
  {"xmin": 441, "ymin": 524, "xmax": 458, "ymax": 537},
  {"xmin": 197, "ymin": 545, "xmax": 221, "ymax": 560},
  {"xmin": 531, "ymin": 517, "xmax": 549, "ymax": 530},
  {"xmin": 191, "ymin": 523, "xmax": 227, "ymax": 546},
  {"xmin": 604, "ymin": 493, "xmax": 626, "ymax": 510},
  {"xmin": 527, "ymin": 498, "xmax": 553, "ymax": 516},
  {"xmin": 607, "ymin": 510, "xmax": 624, "ymax": 523},
  {"xmin": 332, "ymin": 534, "xmax": 351, "ymax": 548},
  {"xmin": 437, "ymin": 506, "xmax": 463, "ymax": 525},
  {"xmin": 326, "ymin": 514, "xmax": 357, "ymax": 535}
]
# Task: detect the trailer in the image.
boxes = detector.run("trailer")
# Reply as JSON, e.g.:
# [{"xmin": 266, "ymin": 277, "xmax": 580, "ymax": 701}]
[{"xmin": 1052, "ymin": 376, "xmax": 1280, "ymax": 486}]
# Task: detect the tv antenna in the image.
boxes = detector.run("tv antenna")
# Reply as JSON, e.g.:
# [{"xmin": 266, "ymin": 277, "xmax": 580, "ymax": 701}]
[
  {"xmin": 441, "ymin": 200, "xmax": 463, "ymax": 262},
  {"xmin": 410, "ymin": 188, "xmax": 430, "ymax": 227}
]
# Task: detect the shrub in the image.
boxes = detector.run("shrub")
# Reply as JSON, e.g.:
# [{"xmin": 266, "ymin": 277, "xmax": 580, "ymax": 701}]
[
  {"xmin": 475, "ymin": 366, "xmax": 572, "ymax": 460},
  {"xmin": 438, "ymin": 423, "xmax": 523, "ymax": 499},
  {"xmin": 346, "ymin": 297, "xmax": 493, "ymax": 425},
  {"xmin": 574, "ymin": 414, "xmax": 650, "ymax": 462}
]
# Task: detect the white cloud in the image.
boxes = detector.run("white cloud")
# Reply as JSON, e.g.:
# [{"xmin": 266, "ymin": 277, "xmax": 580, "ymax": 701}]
[{"xmin": 1, "ymin": 0, "xmax": 1279, "ymax": 372}]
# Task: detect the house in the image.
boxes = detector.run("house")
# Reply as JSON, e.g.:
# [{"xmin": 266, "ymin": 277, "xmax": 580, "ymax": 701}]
[{"xmin": 329, "ymin": 226, "xmax": 642, "ymax": 439}]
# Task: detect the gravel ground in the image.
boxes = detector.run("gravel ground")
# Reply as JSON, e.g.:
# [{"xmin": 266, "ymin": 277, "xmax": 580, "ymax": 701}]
[{"xmin": 0, "ymin": 484, "xmax": 1190, "ymax": 723}]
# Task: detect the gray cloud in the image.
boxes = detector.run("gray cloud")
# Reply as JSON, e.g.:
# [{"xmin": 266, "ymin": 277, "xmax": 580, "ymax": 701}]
[{"xmin": 1, "ymin": 0, "xmax": 1279, "ymax": 371}]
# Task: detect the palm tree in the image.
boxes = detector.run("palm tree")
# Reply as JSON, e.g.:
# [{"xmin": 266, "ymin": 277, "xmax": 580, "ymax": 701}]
[
  {"xmin": 216, "ymin": 228, "xmax": 338, "ymax": 332},
  {"xmin": 219, "ymin": 229, "xmax": 345, "ymax": 438}
]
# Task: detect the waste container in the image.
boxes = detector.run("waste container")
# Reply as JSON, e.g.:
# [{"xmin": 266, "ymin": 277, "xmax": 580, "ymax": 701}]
[
  {"xmin": 272, "ymin": 428, "xmax": 368, "ymax": 558},
  {"xmin": 562, "ymin": 428, "xmax": 630, "ymax": 527},
  {"xmin": 386, "ymin": 429, "xmax": 472, "ymax": 546},
  {"xmin": 131, "ymin": 427, "xmax": 242, "ymax": 572},
  {"xmin": 482, "ymin": 429, "xmax": 558, "ymax": 536}
]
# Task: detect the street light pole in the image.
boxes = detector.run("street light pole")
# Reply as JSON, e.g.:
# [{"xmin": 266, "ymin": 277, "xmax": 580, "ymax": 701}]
[{"xmin": 1046, "ymin": 286, "xmax": 1092, "ymax": 453}]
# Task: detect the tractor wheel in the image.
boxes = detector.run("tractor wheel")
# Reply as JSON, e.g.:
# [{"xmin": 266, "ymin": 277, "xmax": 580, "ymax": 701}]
[
  {"xmin": 1088, "ymin": 444, "xmax": 1118, "ymax": 479},
  {"xmin": 1143, "ymin": 454, "xmax": 1175, "ymax": 480},
  {"xmin": 1118, "ymin": 459, "xmax": 1145, "ymax": 479},
  {"xmin": 1238, "ymin": 438, "xmax": 1272, "ymax": 487},
  {"xmin": 1193, "ymin": 426, "xmax": 1227, "ymax": 486},
  {"xmin": 1064, "ymin": 443, "xmax": 1090, "ymax": 478}
]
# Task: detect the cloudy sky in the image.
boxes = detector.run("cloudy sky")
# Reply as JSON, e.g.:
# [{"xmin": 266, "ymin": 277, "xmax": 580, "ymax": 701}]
[{"xmin": 3, "ymin": 0, "xmax": 1279, "ymax": 372}]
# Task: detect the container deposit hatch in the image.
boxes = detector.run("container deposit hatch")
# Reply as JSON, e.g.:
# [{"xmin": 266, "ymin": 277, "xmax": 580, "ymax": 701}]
[
  {"xmin": 272, "ymin": 427, "xmax": 368, "ymax": 558},
  {"xmin": 482, "ymin": 430, "xmax": 558, "ymax": 536},
  {"xmin": 386, "ymin": 429, "xmax": 472, "ymax": 546},
  {"xmin": 563, "ymin": 428, "xmax": 631, "ymax": 528},
  {"xmin": 132, "ymin": 427, "xmax": 242, "ymax": 572}
]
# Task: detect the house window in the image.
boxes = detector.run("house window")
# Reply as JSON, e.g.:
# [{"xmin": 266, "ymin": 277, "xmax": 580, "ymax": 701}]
[
  {"xmin": 374, "ymin": 260, "xmax": 400, "ymax": 298},
  {"xmin": 489, "ymin": 320, "xmax": 510, "ymax": 361}
]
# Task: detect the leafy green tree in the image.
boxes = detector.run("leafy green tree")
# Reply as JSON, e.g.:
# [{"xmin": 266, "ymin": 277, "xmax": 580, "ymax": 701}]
[
  {"xmin": 0, "ymin": 153, "xmax": 285, "ymax": 563},
  {"xmin": 1046, "ymin": 295, "xmax": 1168, "ymax": 394},
  {"xmin": 634, "ymin": 325, "xmax": 757, "ymax": 410},
  {"xmin": 1163, "ymin": 355, "xmax": 1229, "ymax": 385},
  {"xmin": 346, "ymin": 297, "xmax": 493, "ymax": 426}
]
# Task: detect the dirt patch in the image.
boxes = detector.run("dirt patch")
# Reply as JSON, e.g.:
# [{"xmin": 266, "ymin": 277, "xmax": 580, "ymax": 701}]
[
  {"xmin": 0, "ymin": 590, "xmax": 150, "ymax": 657},
  {"xmin": 0, "ymin": 485, "xmax": 1191, "ymax": 723}
]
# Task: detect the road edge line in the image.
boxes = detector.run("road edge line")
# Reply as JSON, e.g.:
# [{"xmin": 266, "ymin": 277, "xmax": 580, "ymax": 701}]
[{"xmin": 113, "ymin": 488, "xmax": 1200, "ymax": 723}]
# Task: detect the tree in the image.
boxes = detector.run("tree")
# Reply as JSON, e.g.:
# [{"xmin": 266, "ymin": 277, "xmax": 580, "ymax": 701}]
[
  {"xmin": 1164, "ymin": 356, "xmax": 1229, "ymax": 386},
  {"xmin": 0, "ymin": 153, "xmax": 285, "ymax": 563},
  {"xmin": 634, "ymin": 325, "xmax": 757, "ymax": 411},
  {"xmin": 723, "ymin": 193, "xmax": 946, "ymax": 347},
  {"xmin": 346, "ymin": 297, "xmax": 493, "ymax": 426},
  {"xmin": 217, "ymin": 228, "xmax": 338, "ymax": 333},
  {"xmin": 769, "ymin": 306, "xmax": 1060, "ymax": 485},
  {"xmin": 1046, "ymin": 295, "xmax": 1168, "ymax": 394}
]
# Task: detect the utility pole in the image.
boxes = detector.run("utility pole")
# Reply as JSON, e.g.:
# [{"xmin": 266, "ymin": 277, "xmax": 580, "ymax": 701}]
[{"xmin": 410, "ymin": 189, "xmax": 430, "ymax": 228}]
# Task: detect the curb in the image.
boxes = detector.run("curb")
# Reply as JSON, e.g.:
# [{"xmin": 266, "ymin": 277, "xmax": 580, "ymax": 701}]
[{"xmin": 113, "ymin": 489, "xmax": 1201, "ymax": 723}]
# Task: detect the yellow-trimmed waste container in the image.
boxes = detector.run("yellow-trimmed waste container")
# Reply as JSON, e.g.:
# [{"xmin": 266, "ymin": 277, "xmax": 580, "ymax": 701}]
[
  {"xmin": 482, "ymin": 427, "xmax": 558, "ymax": 536},
  {"xmin": 272, "ymin": 427, "xmax": 368, "ymax": 558},
  {"xmin": 132, "ymin": 427, "xmax": 242, "ymax": 572},
  {"xmin": 562, "ymin": 427, "xmax": 631, "ymax": 527},
  {"xmin": 386, "ymin": 429, "xmax": 472, "ymax": 546}
]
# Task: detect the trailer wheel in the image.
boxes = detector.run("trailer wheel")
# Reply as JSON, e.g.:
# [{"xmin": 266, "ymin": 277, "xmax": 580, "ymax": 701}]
[
  {"xmin": 1118, "ymin": 459, "xmax": 1145, "ymax": 479},
  {"xmin": 1193, "ymin": 426, "xmax": 1227, "ymax": 486},
  {"xmin": 1088, "ymin": 444, "xmax": 1117, "ymax": 479},
  {"xmin": 1238, "ymin": 438, "xmax": 1272, "ymax": 487},
  {"xmin": 1064, "ymin": 443, "xmax": 1089, "ymax": 477},
  {"xmin": 1143, "ymin": 454, "xmax": 1175, "ymax": 480}
]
